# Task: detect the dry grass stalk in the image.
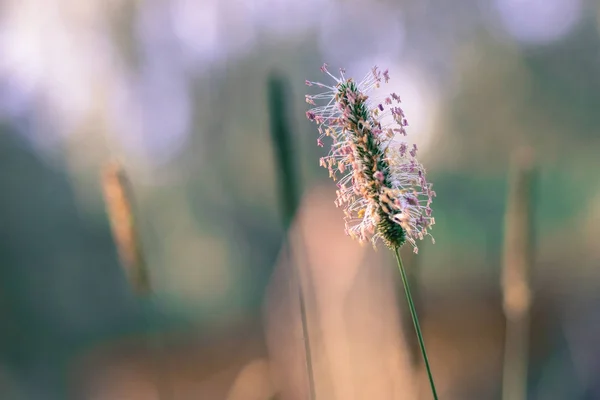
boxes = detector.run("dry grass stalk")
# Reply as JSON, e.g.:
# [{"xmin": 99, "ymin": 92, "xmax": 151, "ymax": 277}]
[
  {"xmin": 501, "ymin": 147, "xmax": 536, "ymax": 400},
  {"xmin": 101, "ymin": 161, "xmax": 150, "ymax": 295},
  {"xmin": 101, "ymin": 161, "xmax": 175, "ymax": 399}
]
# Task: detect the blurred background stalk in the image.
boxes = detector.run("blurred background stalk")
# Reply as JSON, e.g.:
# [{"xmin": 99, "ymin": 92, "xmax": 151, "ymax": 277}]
[
  {"xmin": 267, "ymin": 73, "xmax": 316, "ymax": 400},
  {"xmin": 501, "ymin": 148, "xmax": 537, "ymax": 400},
  {"xmin": 101, "ymin": 162, "xmax": 172, "ymax": 399},
  {"xmin": 101, "ymin": 162, "xmax": 150, "ymax": 296}
]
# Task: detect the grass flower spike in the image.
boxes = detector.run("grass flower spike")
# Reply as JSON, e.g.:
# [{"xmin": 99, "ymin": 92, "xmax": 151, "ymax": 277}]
[
  {"xmin": 306, "ymin": 64, "xmax": 440, "ymax": 400},
  {"xmin": 305, "ymin": 64, "xmax": 435, "ymax": 252}
]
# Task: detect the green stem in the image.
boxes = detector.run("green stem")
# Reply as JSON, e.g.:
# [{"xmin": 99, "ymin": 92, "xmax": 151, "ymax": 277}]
[
  {"xmin": 267, "ymin": 74, "xmax": 316, "ymax": 399},
  {"xmin": 297, "ymin": 276, "xmax": 316, "ymax": 400},
  {"xmin": 394, "ymin": 247, "xmax": 439, "ymax": 400}
]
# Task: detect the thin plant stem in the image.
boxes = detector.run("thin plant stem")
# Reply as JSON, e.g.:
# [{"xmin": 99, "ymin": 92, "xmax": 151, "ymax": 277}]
[
  {"xmin": 282, "ymin": 234, "xmax": 317, "ymax": 400},
  {"xmin": 295, "ymin": 258, "xmax": 316, "ymax": 400},
  {"xmin": 267, "ymin": 73, "xmax": 316, "ymax": 399},
  {"xmin": 394, "ymin": 247, "xmax": 439, "ymax": 400},
  {"xmin": 101, "ymin": 162, "xmax": 171, "ymax": 399},
  {"xmin": 501, "ymin": 148, "xmax": 536, "ymax": 400}
]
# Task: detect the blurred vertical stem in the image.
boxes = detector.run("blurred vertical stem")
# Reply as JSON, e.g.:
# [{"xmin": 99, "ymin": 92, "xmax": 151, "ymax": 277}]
[
  {"xmin": 267, "ymin": 73, "xmax": 316, "ymax": 400},
  {"xmin": 501, "ymin": 148, "xmax": 537, "ymax": 400},
  {"xmin": 101, "ymin": 162, "xmax": 171, "ymax": 400},
  {"xmin": 394, "ymin": 248, "xmax": 439, "ymax": 400},
  {"xmin": 101, "ymin": 162, "xmax": 150, "ymax": 295}
]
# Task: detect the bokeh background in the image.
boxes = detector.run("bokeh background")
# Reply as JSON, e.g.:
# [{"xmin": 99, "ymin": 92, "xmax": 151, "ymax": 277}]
[{"xmin": 0, "ymin": 0, "xmax": 599, "ymax": 398}]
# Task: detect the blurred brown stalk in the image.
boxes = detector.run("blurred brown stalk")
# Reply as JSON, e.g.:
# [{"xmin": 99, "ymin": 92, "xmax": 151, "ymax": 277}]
[
  {"xmin": 501, "ymin": 147, "xmax": 536, "ymax": 400},
  {"xmin": 101, "ymin": 161, "xmax": 151, "ymax": 295},
  {"xmin": 101, "ymin": 162, "xmax": 173, "ymax": 398}
]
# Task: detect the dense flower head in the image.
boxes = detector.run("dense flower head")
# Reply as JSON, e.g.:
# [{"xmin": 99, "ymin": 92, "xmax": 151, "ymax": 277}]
[{"xmin": 305, "ymin": 63, "xmax": 435, "ymax": 252}]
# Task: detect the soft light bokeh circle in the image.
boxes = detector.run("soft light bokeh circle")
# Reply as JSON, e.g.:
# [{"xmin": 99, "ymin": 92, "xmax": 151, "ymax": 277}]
[
  {"xmin": 492, "ymin": 0, "xmax": 583, "ymax": 45},
  {"xmin": 318, "ymin": 1, "xmax": 405, "ymax": 66}
]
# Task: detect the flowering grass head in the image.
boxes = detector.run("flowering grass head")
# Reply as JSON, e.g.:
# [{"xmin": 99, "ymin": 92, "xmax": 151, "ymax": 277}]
[{"xmin": 305, "ymin": 64, "xmax": 435, "ymax": 252}]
